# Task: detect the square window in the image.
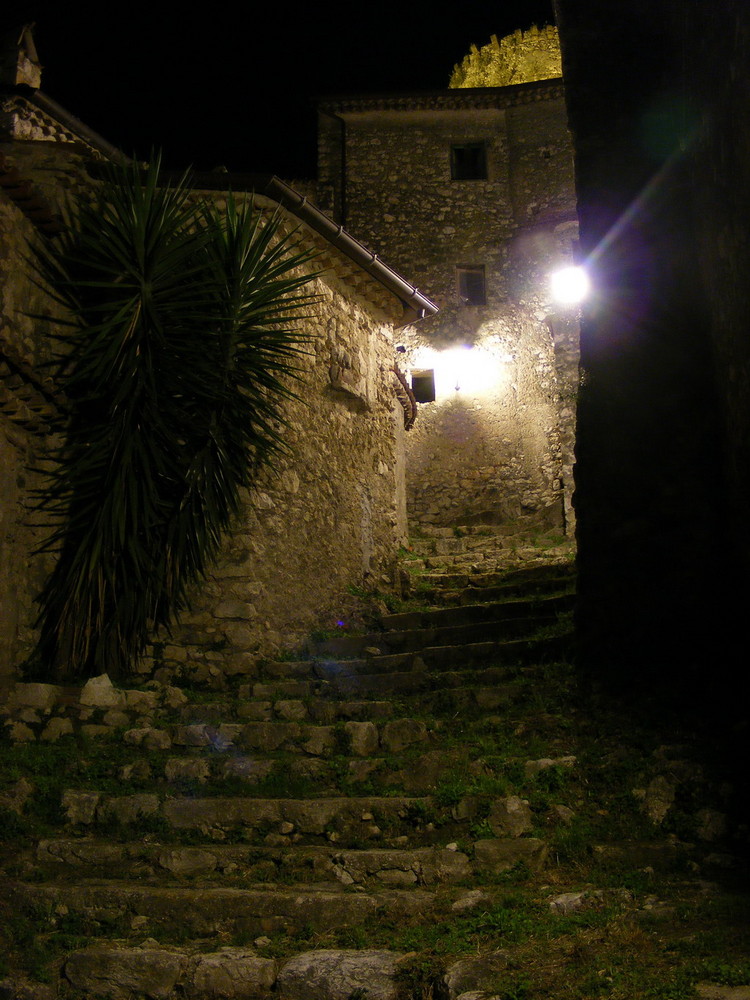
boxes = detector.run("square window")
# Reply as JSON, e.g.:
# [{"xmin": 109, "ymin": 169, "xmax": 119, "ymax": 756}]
[
  {"xmin": 411, "ymin": 369, "xmax": 436, "ymax": 403},
  {"xmin": 451, "ymin": 143, "xmax": 487, "ymax": 180},
  {"xmin": 456, "ymin": 266, "xmax": 486, "ymax": 306}
]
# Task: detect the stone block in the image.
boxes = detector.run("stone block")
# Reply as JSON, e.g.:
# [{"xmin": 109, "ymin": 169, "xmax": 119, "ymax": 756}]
[
  {"xmin": 80, "ymin": 674, "xmax": 123, "ymax": 708},
  {"xmin": 157, "ymin": 848, "xmax": 218, "ymax": 876},
  {"xmin": 381, "ymin": 718, "xmax": 428, "ymax": 752},
  {"xmin": 10, "ymin": 681, "xmax": 60, "ymax": 712},
  {"xmin": 6, "ymin": 722, "xmax": 36, "ymax": 742},
  {"xmin": 124, "ymin": 727, "xmax": 172, "ymax": 750},
  {"xmin": 62, "ymin": 790, "xmax": 101, "ymax": 825},
  {"xmin": 189, "ymin": 949, "xmax": 277, "ymax": 998},
  {"xmin": 39, "ymin": 717, "xmax": 73, "ymax": 742},
  {"xmin": 276, "ymin": 700, "xmax": 308, "ymax": 721},
  {"xmin": 165, "ymin": 758, "xmax": 211, "ymax": 783},
  {"xmin": 125, "ymin": 689, "xmax": 159, "ymax": 713},
  {"xmin": 100, "ymin": 794, "xmax": 160, "ymax": 825},
  {"xmin": 277, "ymin": 949, "xmax": 403, "ymax": 1000},
  {"xmin": 444, "ymin": 952, "xmax": 512, "ymax": 999},
  {"xmin": 65, "ymin": 946, "xmax": 185, "ymax": 1000},
  {"xmin": 487, "ymin": 796, "xmax": 534, "ymax": 837},
  {"xmin": 344, "ymin": 721, "xmax": 379, "ymax": 755},
  {"xmin": 102, "ymin": 710, "xmax": 131, "ymax": 728},
  {"xmin": 302, "ymin": 726, "xmax": 334, "ymax": 756},
  {"xmin": 473, "ymin": 837, "xmax": 548, "ymax": 873}
]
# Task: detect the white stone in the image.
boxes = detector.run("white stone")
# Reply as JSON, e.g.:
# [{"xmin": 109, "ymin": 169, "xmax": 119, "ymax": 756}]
[
  {"xmin": 80, "ymin": 674, "xmax": 123, "ymax": 708},
  {"xmin": 278, "ymin": 949, "xmax": 403, "ymax": 1000}
]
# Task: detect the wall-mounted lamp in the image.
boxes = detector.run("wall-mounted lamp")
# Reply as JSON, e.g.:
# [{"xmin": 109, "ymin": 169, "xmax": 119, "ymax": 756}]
[{"xmin": 550, "ymin": 266, "xmax": 590, "ymax": 304}]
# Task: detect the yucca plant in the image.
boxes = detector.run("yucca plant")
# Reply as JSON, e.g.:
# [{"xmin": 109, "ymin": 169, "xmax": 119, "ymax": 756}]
[{"xmin": 30, "ymin": 158, "xmax": 317, "ymax": 679}]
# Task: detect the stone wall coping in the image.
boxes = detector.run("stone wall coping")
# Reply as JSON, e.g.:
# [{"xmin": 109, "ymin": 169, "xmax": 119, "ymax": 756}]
[{"xmin": 317, "ymin": 78, "xmax": 565, "ymax": 116}]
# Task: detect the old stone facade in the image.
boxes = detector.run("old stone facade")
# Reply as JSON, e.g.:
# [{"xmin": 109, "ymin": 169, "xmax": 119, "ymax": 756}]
[
  {"xmin": 317, "ymin": 61, "xmax": 580, "ymax": 535},
  {"xmin": 0, "ymin": 56, "xmax": 435, "ymax": 681}
]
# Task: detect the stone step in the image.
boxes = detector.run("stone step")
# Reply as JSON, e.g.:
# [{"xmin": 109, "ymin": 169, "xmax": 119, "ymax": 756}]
[
  {"xmin": 412, "ymin": 563, "xmax": 576, "ymax": 592},
  {"xmin": 18, "ymin": 880, "xmax": 437, "ymax": 938},
  {"xmin": 413, "ymin": 577, "xmax": 575, "ymax": 607},
  {"xmin": 21, "ymin": 831, "xmax": 549, "ymax": 940},
  {"xmin": 312, "ymin": 632, "xmax": 573, "ymax": 676},
  {"xmin": 260, "ymin": 661, "xmax": 543, "ymax": 699},
  {"xmin": 311, "ymin": 613, "xmax": 560, "ymax": 658},
  {"xmin": 35, "ymin": 838, "xmax": 473, "ymax": 886},
  {"xmin": 380, "ymin": 592, "xmax": 574, "ymax": 631},
  {"xmin": 61, "ymin": 793, "xmax": 436, "ymax": 843}
]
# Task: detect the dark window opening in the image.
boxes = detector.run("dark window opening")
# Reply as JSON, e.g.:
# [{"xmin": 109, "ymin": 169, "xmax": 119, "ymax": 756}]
[
  {"xmin": 411, "ymin": 369, "xmax": 436, "ymax": 403},
  {"xmin": 457, "ymin": 266, "xmax": 487, "ymax": 306},
  {"xmin": 451, "ymin": 143, "xmax": 487, "ymax": 180}
]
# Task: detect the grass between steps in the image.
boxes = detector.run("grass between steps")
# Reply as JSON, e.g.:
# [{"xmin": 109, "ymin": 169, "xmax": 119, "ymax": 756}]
[{"xmin": 2, "ymin": 630, "xmax": 750, "ymax": 995}]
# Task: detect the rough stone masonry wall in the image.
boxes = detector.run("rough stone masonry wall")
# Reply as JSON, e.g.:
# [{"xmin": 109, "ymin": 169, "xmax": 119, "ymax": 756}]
[
  {"xmin": 320, "ymin": 92, "xmax": 578, "ymax": 533},
  {"xmin": 0, "ymin": 142, "xmax": 89, "ymax": 685},
  {"xmin": 401, "ymin": 304, "xmax": 563, "ymax": 530},
  {"xmin": 0, "ymin": 142, "xmax": 406, "ymax": 682},
  {"xmin": 146, "ymin": 274, "xmax": 406, "ymax": 678}
]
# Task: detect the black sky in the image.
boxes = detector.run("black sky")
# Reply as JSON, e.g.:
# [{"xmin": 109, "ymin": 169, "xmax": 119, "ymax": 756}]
[{"xmin": 6, "ymin": 1, "xmax": 555, "ymax": 178}]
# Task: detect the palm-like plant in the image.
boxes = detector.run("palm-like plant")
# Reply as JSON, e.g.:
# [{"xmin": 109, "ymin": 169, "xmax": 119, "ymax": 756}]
[{"xmin": 31, "ymin": 158, "xmax": 317, "ymax": 678}]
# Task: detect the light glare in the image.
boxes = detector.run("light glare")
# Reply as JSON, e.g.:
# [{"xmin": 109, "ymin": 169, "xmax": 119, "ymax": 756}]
[
  {"xmin": 551, "ymin": 266, "xmax": 589, "ymax": 304},
  {"xmin": 412, "ymin": 345, "xmax": 505, "ymax": 398}
]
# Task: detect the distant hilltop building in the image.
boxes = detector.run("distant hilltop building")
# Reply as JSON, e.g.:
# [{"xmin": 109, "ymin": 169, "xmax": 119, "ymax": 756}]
[{"xmin": 449, "ymin": 25, "xmax": 562, "ymax": 89}]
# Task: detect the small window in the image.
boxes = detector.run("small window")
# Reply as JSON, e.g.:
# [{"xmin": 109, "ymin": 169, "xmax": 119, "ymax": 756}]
[
  {"xmin": 451, "ymin": 143, "xmax": 487, "ymax": 180},
  {"xmin": 411, "ymin": 369, "xmax": 436, "ymax": 403},
  {"xmin": 456, "ymin": 266, "xmax": 486, "ymax": 306}
]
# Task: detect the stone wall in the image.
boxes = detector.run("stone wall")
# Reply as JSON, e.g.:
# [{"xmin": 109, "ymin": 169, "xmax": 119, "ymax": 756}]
[
  {"xmin": 449, "ymin": 26, "xmax": 562, "ymax": 89},
  {"xmin": 317, "ymin": 85, "xmax": 579, "ymax": 534},
  {"xmin": 0, "ymin": 143, "xmax": 408, "ymax": 682},
  {"xmin": 0, "ymin": 142, "xmax": 86, "ymax": 684},
  {"xmin": 158, "ymin": 274, "xmax": 407, "ymax": 675},
  {"xmin": 400, "ymin": 305, "xmax": 564, "ymax": 530}
]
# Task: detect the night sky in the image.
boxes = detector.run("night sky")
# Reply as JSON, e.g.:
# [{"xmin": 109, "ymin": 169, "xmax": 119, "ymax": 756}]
[{"xmin": 4, "ymin": 1, "xmax": 555, "ymax": 178}]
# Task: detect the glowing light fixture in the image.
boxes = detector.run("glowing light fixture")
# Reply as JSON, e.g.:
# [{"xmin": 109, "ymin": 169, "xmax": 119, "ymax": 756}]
[
  {"xmin": 550, "ymin": 266, "xmax": 590, "ymax": 304},
  {"xmin": 412, "ymin": 345, "xmax": 505, "ymax": 398}
]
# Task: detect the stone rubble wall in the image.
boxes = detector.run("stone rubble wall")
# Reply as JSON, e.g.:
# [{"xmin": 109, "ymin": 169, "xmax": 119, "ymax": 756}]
[
  {"xmin": 0, "ymin": 143, "xmax": 88, "ymax": 684},
  {"xmin": 0, "ymin": 142, "xmax": 406, "ymax": 682},
  {"xmin": 157, "ymin": 277, "xmax": 406, "ymax": 674},
  {"xmin": 449, "ymin": 25, "xmax": 562, "ymax": 89},
  {"xmin": 317, "ymin": 89, "xmax": 579, "ymax": 534},
  {"xmin": 401, "ymin": 306, "xmax": 564, "ymax": 529}
]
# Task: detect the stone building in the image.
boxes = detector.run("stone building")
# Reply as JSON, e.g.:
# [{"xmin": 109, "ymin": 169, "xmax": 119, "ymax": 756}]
[
  {"xmin": 0, "ymin": 28, "xmax": 436, "ymax": 680},
  {"xmin": 316, "ymin": 28, "xmax": 580, "ymax": 537}
]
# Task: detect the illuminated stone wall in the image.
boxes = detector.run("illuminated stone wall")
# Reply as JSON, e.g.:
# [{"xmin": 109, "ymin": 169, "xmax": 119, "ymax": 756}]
[
  {"xmin": 158, "ymin": 273, "xmax": 408, "ymax": 671},
  {"xmin": 0, "ymin": 143, "xmax": 408, "ymax": 680},
  {"xmin": 317, "ymin": 82, "xmax": 579, "ymax": 534},
  {"xmin": 449, "ymin": 25, "xmax": 562, "ymax": 89}
]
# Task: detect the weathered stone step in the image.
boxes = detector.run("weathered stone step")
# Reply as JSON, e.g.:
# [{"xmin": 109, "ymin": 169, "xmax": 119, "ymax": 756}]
[
  {"xmin": 62, "ymin": 793, "xmax": 435, "ymax": 842},
  {"xmin": 18, "ymin": 880, "xmax": 436, "ymax": 938},
  {"xmin": 243, "ymin": 680, "xmax": 519, "ymax": 715},
  {"xmin": 119, "ymin": 713, "xmax": 440, "ymax": 757},
  {"xmin": 313, "ymin": 632, "xmax": 573, "ymax": 675},
  {"xmin": 181, "ymin": 696, "xmax": 395, "ymax": 725},
  {"xmin": 36, "ymin": 838, "xmax": 473, "ymax": 886},
  {"xmin": 380, "ymin": 592, "xmax": 574, "ymax": 631},
  {"xmin": 318, "ymin": 666, "xmax": 523, "ymax": 699},
  {"xmin": 413, "ymin": 564, "xmax": 575, "ymax": 593},
  {"xmin": 311, "ymin": 614, "xmax": 560, "ymax": 659}
]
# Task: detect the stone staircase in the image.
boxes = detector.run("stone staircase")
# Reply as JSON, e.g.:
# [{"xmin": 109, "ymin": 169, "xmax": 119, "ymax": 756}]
[
  {"xmin": 0, "ymin": 532, "xmax": 576, "ymax": 998},
  {"xmin": 3, "ymin": 534, "xmax": 746, "ymax": 1000}
]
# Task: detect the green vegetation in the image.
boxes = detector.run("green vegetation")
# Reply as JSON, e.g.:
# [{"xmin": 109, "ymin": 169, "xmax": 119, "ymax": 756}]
[{"xmin": 29, "ymin": 156, "xmax": 317, "ymax": 680}]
